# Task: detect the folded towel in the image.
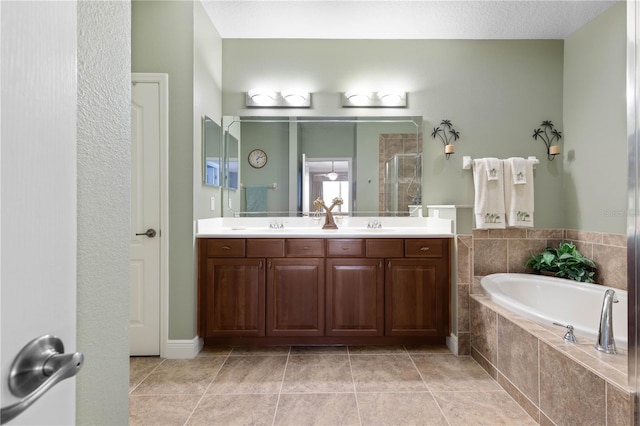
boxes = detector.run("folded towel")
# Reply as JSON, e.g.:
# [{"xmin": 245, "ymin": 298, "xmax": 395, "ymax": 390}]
[
  {"xmin": 504, "ymin": 159, "xmax": 534, "ymax": 227},
  {"xmin": 485, "ymin": 157, "xmax": 501, "ymax": 181},
  {"xmin": 472, "ymin": 159, "xmax": 506, "ymax": 229},
  {"xmin": 245, "ymin": 185, "xmax": 268, "ymax": 214},
  {"xmin": 509, "ymin": 157, "xmax": 527, "ymax": 185}
]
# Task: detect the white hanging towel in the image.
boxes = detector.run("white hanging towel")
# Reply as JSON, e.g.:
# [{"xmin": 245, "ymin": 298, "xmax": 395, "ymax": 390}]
[
  {"xmin": 472, "ymin": 158, "xmax": 506, "ymax": 229},
  {"xmin": 504, "ymin": 157, "xmax": 535, "ymax": 227},
  {"xmin": 509, "ymin": 157, "xmax": 527, "ymax": 184}
]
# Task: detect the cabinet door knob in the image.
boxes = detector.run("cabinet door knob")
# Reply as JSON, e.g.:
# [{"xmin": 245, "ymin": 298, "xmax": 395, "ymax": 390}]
[
  {"xmin": 303, "ymin": 246, "xmax": 309, "ymax": 250},
  {"xmin": 221, "ymin": 245, "xmax": 231, "ymax": 250}
]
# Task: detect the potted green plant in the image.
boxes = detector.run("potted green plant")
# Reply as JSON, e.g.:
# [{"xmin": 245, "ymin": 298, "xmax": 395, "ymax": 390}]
[{"xmin": 525, "ymin": 242, "xmax": 597, "ymax": 283}]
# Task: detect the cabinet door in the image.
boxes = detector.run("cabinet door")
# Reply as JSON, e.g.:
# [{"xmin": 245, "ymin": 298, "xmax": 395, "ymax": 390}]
[
  {"xmin": 385, "ymin": 258, "xmax": 449, "ymax": 336},
  {"xmin": 267, "ymin": 258, "xmax": 324, "ymax": 336},
  {"xmin": 204, "ymin": 258, "xmax": 265, "ymax": 337},
  {"xmin": 326, "ymin": 259, "xmax": 384, "ymax": 336}
]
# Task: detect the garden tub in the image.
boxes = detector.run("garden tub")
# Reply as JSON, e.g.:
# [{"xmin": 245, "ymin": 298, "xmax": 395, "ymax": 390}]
[{"xmin": 480, "ymin": 273, "xmax": 628, "ymax": 349}]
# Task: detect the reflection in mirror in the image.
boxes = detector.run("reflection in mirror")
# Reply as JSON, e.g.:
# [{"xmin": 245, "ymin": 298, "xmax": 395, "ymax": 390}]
[
  {"xmin": 202, "ymin": 116, "xmax": 221, "ymax": 187},
  {"xmin": 303, "ymin": 158, "xmax": 352, "ymax": 215},
  {"xmin": 224, "ymin": 133, "xmax": 239, "ymax": 190},
  {"xmin": 222, "ymin": 116, "xmax": 422, "ymax": 217}
]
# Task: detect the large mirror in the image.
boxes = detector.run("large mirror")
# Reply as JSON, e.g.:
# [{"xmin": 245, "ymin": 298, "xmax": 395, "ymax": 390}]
[
  {"xmin": 222, "ymin": 116, "xmax": 422, "ymax": 217},
  {"xmin": 202, "ymin": 116, "xmax": 222, "ymax": 187}
]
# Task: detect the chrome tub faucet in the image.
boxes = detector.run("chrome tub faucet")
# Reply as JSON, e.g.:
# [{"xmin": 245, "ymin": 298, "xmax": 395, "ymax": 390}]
[{"xmin": 595, "ymin": 289, "xmax": 618, "ymax": 354}]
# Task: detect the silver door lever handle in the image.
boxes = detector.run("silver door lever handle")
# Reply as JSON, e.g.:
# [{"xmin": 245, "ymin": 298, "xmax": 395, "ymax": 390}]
[
  {"xmin": 1, "ymin": 335, "xmax": 84, "ymax": 424},
  {"xmin": 136, "ymin": 228, "xmax": 156, "ymax": 238}
]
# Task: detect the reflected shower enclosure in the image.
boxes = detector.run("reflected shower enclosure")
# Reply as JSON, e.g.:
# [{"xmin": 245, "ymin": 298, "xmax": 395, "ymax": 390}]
[{"xmin": 379, "ymin": 132, "xmax": 423, "ymax": 215}]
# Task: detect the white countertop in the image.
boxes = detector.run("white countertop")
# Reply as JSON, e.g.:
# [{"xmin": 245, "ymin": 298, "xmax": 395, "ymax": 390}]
[{"xmin": 196, "ymin": 216, "xmax": 454, "ymax": 238}]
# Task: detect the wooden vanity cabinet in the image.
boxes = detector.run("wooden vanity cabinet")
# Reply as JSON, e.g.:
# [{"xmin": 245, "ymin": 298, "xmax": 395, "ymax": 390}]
[
  {"xmin": 199, "ymin": 239, "xmax": 266, "ymax": 337},
  {"xmin": 198, "ymin": 236, "xmax": 451, "ymax": 345},
  {"xmin": 385, "ymin": 239, "xmax": 450, "ymax": 336},
  {"xmin": 326, "ymin": 258, "xmax": 384, "ymax": 336}
]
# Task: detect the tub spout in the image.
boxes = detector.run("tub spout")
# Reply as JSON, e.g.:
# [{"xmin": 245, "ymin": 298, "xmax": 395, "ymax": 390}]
[{"xmin": 595, "ymin": 289, "xmax": 618, "ymax": 354}]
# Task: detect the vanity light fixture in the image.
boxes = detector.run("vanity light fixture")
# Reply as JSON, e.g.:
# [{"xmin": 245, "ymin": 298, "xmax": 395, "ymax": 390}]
[
  {"xmin": 246, "ymin": 89, "xmax": 311, "ymax": 108},
  {"xmin": 431, "ymin": 119, "xmax": 460, "ymax": 160},
  {"xmin": 532, "ymin": 120, "xmax": 562, "ymax": 160},
  {"xmin": 341, "ymin": 90, "xmax": 407, "ymax": 108}
]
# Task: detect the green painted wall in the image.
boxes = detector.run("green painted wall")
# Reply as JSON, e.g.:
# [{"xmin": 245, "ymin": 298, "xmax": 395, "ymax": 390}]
[
  {"xmin": 222, "ymin": 39, "xmax": 566, "ymax": 228},
  {"xmin": 240, "ymin": 121, "xmax": 290, "ymax": 212},
  {"xmin": 563, "ymin": 2, "xmax": 627, "ymax": 233},
  {"xmin": 132, "ymin": 0, "xmax": 222, "ymax": 340}
]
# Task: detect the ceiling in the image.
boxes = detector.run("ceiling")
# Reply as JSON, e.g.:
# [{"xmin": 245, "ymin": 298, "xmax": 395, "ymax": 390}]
[{"xmin": 202, "ymin": 0, "xmax": 618, "ymax": 40}]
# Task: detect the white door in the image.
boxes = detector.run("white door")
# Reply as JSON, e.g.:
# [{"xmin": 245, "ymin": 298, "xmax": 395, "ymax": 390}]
[
  {"xmin": 129, "ymin": 75, "xmax": 165, "ymax": 356},
  {"xmin": 1, "ymin": 1, "xmax": 79, "ymax": 425}
]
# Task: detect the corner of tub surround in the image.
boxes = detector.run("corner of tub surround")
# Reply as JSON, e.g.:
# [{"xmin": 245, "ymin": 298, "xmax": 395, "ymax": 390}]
[
  {"xmin": 470, "ymin": 292, "xmax": 635, "ymax": 425},
  {"xmin": 469, "ymin": 228, "xmax": 628, "ymax": 291}
]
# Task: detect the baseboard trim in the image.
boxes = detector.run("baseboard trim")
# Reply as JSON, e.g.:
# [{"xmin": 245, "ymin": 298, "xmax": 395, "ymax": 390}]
[
  {"xmin": 446, "ymin": 334, "xmax": 458, "ymax": 355},
  {"xmin": 164, "ymin": 336, "xmax": 204, "ymax": 359}
]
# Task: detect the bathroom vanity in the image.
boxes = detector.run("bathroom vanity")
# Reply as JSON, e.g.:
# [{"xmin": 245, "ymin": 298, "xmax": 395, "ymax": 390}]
[{"xmin": 196, "ymin": 217, "xmax": 452, "ymax": 346}]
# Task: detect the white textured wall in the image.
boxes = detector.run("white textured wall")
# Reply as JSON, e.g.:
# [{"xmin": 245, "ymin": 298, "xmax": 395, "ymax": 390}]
[{"xmin": 77, "ymin": 1, "xmax": 131, "ymax": 423}]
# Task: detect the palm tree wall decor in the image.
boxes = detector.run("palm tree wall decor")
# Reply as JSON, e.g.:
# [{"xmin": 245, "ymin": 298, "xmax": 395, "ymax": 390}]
[
  {"xmin": 532, "ymin": 120, "xmax": 562, "ymax": 160},
  {"xmin": 431, "ymin": 119, "xmax": 460, "ymax": 160}
]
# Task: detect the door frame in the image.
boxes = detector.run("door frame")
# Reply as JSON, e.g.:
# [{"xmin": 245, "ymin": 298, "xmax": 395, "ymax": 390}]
[{"xmin": 131, "ymin": 73, "xmax": 169, "ymax": 357}]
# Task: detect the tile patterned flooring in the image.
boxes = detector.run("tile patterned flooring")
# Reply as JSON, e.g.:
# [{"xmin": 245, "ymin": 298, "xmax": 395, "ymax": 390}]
[{"xmin": 129, "ymin": 345, "xmax": 537, "ymax": 425}]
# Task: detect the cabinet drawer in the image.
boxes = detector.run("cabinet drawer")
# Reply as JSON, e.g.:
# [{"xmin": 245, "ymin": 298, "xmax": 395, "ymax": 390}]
[
  {"xmin": 366, "ymin": 239, "xmax": 404, "ymax": 258},
  {"xmin": 405, "ymin": 239, "xmax": 446, "ymax": 258},
  {"xmin": 206, "ymin": 239, "xmax": 245, "ymax": 257},
  {"xmin": 286, "ymin": 239, "xmax": 325, "ymax": 257},
  {"xmin": 327, "ymin": 239, "xmax": 365, "ymax": 257},
  {"xmin": 247, "ymin": 239, "xmax": 285, "ymax": 257}
]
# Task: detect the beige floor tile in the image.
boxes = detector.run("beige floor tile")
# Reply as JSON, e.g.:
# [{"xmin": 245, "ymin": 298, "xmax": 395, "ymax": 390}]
[
  {"xmin": 350, "ymin": 354, "xmax": 427, "ymax": 392},
  {"xmin": 186, "ymin": 393, "xmax": 278, "ymax": 426},
  {"xmin": 432, "ymin": 391, "xmax": 537, "ymax": 425},
  {"xmin": 411, "ymin": 353, "xmax": 502, "ymax": 392},
  {"xmin": 357, "ymin": 392, "xmax": 448, "ymax": 425},
  {"xmin": 281, "ymin": 354, "xmax": 353, "ymax": 393},
  {"xmin": 207, "ymin": 355, "xmax": 287, "ymax": 394},
  {"xmin": 348, "ymin": 345, "xmax": 407, "ymax": 354},
  {"xmin": 130, "ymin": 357, "xmax": 164, "ymax": 393},
  {"xmin": 274, "ymin": 393, "xmax": 360, "ymax": 426},
  {"xmin": 129, "ymin": 394, "xmax": 201, "ymax": 426},
  {"xmin": 290, "ymin": 345, "xmax": 348, "ymax": 355},
  {"xmin": 197, "ymin": 345, "xmax": 234, "ymax": 357},
  {"xmin": 131, "ymin": 357, "xmax": 225, "ymax": 395},
  {"xmin": 404, "ymin": 344, "xmax": 451, "ymax": 354},
  {"xmin": 231, "ymin": 346, "xmax": 290, "ymax": 356}
]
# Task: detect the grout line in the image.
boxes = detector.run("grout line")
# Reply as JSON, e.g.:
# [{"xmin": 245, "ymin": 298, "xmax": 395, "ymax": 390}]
[
  {"xmin": 270, "ymin": 346, "xmax": 291, "ymax": 426},
  {"xmin": 128, "ymin": 357, "xmax": 166, "ymax": 395},
  {"xmin": 346, "ymin": 346, "xmax": 364, "ymax": 426},
  {"xmin": 407, "ymin": 352, "xmax": 451, "ymax": 425},
  {"xmin": 182, "ymin": 349, "xmax": 232, "ymax": 426}
]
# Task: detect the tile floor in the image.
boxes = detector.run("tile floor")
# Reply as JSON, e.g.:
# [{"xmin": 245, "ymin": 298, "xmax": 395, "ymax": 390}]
[{"xmin": 129, "ymin": 345, "xmax": 537, "ymax": 425}]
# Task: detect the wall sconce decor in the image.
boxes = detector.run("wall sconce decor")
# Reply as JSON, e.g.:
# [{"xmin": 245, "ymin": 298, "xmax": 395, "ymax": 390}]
[
  {"xmin": 431, "ymin": 119, "xmax": 460, "ymax": 160},
  {"xmin": 341, "ymin": 90, "xmax": 407, "ymax": 107},
  {"xmin": 532, "ymin": 120, "xmax": 562, "ymax": 160},
  {"xmin": 246, "ymin": 89, "xmax": 311, "ymax": 108}
]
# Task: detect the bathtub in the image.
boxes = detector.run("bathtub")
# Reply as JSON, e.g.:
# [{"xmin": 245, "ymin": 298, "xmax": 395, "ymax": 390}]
[{"xmin": 480, "ymin": 273, "xmax": 628, "ymax": 349}]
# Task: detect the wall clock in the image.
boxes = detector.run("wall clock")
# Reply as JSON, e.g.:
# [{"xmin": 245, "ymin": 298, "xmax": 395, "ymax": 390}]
[{"xmin": 248, "ymin": 148, "xmax": 267, "ymax": 169}]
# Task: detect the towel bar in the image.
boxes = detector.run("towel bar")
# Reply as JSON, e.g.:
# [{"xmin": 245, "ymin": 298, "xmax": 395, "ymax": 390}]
[
  {"xmin": 462, "ymin": 156, "xmax": 539, "ymax": 170},
  {"xmin": 240, "ymin": 182, "xmax": 277, "ymax": 190}
]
